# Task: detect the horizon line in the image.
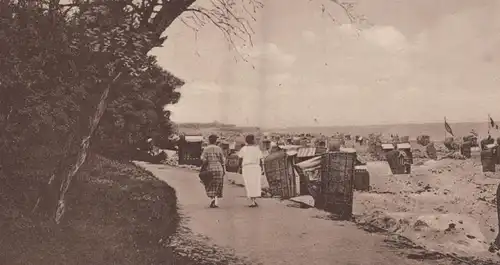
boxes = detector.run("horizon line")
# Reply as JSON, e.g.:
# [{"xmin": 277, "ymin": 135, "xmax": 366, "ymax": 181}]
[{"xmin": 175, "ymin": 119, "xmax": 492, "ymax": 129}]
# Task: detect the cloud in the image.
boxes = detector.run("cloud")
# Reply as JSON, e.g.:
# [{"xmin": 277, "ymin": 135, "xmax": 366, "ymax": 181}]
[
  {"xmin": 246, "ymin": 42, "xmax": 296, "ymax": 68},
  {"xmin": 167, "ymin": 81, "xmax": 266, "ymax": 125},
  {"xmin": 338, "ymin": 24, "xmax": 359, "ymax": 36},
  {"xmin": 157, "ymin": 0, "xmax": 500, "ymax": 127},
  {"xmin": 302, "ymin": 30, "xmax": 316, "ymax": 42},
  {"xmin": 167, "ymin": 81, "xmax": 222, "ymax": 123},
  {"xmin": 266, "ymin": 73, "xmax": 292, "ymax": 86},
  {"xmin": 362, "ymin": 26, "xmax": 409, "ymax": 52},
  {"xmin": 165, "ymin": 23, "xmax": 417, "ymax": 126},
  {"xmin": 183, "ymin": 81, "xmax": 223, "ymax": 94},
  {"xmin": 409, "ymin": 4, "xmax": 500, "ymax": 91}
]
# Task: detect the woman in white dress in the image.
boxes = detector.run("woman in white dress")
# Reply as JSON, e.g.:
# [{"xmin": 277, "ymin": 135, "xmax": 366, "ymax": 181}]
[{"xmin": 238, "ymin": 134, "xmax": 263, "ymax": 207}]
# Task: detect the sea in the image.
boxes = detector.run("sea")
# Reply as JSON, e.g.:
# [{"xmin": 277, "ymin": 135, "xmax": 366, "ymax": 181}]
[
  {"xmin": 268, "ymin": 122, "xmax": 499, "ymax": 141},
  {"xmin": 177, "ymin": 121, "xmax": 500, "ymax": 141}
]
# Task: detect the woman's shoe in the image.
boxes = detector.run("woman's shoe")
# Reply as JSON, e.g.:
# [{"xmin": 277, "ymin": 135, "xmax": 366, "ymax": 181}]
[
  {"xmin": 209, "ymin": 200, "xmax": 218, "ymax": 208},
  {"xmin": 249, "ymin": 202, "xmax": 259, "ymax": 208}
]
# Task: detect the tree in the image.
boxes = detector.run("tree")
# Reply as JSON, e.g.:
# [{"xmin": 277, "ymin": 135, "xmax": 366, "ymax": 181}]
[
  {"xmin": 93, "ymin": 63, "xmax": 184, "ymax": 159},
  {"xmin": 0, "ymin": 1, "xmax": 186, "ymax": 223},
  {"xmin": 3, "ymin": 0, "xmax": 357, "ymax": 223},
  {"xmin": 43, "ymin": 0, "xmax": 265, "ymax": 224},
  {"xmin": 56, "ymin": 0, "xmax": 357, "ymax": 224}
]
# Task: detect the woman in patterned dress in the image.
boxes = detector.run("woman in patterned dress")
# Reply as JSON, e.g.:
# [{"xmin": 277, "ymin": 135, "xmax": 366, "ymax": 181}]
[{"xmin": 201, "ymin": 134, "xmax": 226, "ymax": 208}]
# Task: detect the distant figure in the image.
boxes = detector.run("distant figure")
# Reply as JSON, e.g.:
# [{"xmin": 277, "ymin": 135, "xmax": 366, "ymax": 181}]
[
  {"xmin": 200, "ymin": 135, "xmax": 226, "ymax": 208},
  {"xmin": 444, "ymin": 137, "xmax": 456, "ymax": 151},
  {"xmin": 328, "ymin": 138, "xmax": 341, "ymax": 152},
  {"xmin": 238, "ymin": 134, "xmax": 263, "ymax": 207},
  {"xmin": 355, "ymin": 136, "xmax": 364, "ymax": 145},
  {"xmin": 146, "ymin": 137, "xmax": 154, "ymax": 151},
  {"xmin": 399, "ymin": 150, "xmax": 411, "ymax": 174},
  {"xmin": 270, "ymin": 142, "xmax": 281, "ymax": 153},
  {"xmin": 426, "ymin": 142, "xmax": 438, "ymax": 160},
  {"xmin": 481, "ymin": 135, "xmax": 495, "ymax": 150},
  {"xmin": 463, "ymin": 135, "xmax": 479, "ymax": 148},
  {"xmin": 392, "ymin": 135, "xmax": 400, "ymax": 144}
]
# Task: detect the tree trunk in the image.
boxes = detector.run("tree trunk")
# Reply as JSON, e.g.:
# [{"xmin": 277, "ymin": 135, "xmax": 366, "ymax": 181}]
[
  {"xmin": 53, "ymin": 72, "xmax": 121, "ymax": 224},
  {"xmin": 31, "ymin": 133, "xmax": 77, "ymax": 217},
  {"xmin": 45, "ymin": 0, "xmax": 217, "ymax": 225}
]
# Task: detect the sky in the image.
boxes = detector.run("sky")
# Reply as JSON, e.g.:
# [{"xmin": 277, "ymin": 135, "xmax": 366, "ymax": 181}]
[{"xmin": 151, "ymin": 0, "xmax": 500, "ymax": 128}]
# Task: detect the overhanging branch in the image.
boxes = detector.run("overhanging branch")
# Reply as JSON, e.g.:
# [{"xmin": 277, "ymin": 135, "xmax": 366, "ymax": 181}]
[{"xmin": 328, "ymin": 0, "xmax": 370, "ymax": 26}]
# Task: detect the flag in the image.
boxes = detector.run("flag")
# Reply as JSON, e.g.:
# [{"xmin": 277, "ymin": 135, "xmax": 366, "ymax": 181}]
[
  {"xmin": 490, "ymin": 117, "xmax": 499, "ymax": 130},
  {"xmin": 445, "ymin": 119, "xmax": 454, "ymax": 136}
]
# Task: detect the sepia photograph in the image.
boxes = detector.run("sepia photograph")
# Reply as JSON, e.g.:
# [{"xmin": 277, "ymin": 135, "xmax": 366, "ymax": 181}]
[{"xmin": 1, "ymin": 0, "xmax": 500, "ymax": 264}]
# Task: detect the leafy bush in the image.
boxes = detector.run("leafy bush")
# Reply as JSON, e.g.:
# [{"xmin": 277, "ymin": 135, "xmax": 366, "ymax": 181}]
[{"xmin": 0, "ymin": 2, "xmax": 183, "ymax": 167}]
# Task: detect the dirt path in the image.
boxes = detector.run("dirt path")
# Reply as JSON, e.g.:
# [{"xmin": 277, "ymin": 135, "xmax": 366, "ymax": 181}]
[{"xmin": 137, "ymin": 162, "xmax": 448, "ymax": 265}]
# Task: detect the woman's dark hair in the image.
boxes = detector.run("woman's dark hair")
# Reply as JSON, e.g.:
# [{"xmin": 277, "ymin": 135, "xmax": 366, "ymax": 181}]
[
  {"xmin": 208, "ymin": 134, "xmax": 218, "ymax": 144},
  {"xmin": 245, "ymin": 134, "xmax": 255, "ymax": 145}
]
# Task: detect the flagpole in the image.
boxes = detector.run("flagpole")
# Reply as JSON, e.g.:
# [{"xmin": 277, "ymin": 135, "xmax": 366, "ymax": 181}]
[
  {"xmin": 444, "ymin": 117, "xmax": 447, "ymax": 140},
  {"xmin": 488, "ymin": 114, "xmax": 491, "ymax": 135}
]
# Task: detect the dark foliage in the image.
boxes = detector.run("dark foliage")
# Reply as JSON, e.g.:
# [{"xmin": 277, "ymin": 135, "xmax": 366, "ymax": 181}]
[
  {"xmin": 0, "ymin": 1, "xmax": 183, "ymax": 170},
  {"xmin": 0, "ymin": 2, "xmax": 184, "ymax": 263}
]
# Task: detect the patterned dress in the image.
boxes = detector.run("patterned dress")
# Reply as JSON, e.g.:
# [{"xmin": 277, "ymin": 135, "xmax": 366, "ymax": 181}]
[{"xmin": 201, "ymin": 145, "xmax": 226, "ymax": 198}]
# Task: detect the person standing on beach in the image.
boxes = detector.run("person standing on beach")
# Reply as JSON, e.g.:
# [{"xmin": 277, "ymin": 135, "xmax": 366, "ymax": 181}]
[
  {"xmin": 200, "ymin": 135, "xmax": 226, "ymax": 208},
  {"xmin": 238, "ymin": 134, "xmax": 263, "ymax": 207}
]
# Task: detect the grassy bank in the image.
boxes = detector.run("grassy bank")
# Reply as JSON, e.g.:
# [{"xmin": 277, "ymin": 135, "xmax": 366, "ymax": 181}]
[{"xmin": 0, "ymin": 154, "xmax": 180, "ymax": 265}]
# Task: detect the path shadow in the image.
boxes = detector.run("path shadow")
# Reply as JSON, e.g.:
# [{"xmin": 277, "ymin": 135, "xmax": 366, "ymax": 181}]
[{"xmin": 169, "ymin": 225, "xmax": 262, "ymax": 265}]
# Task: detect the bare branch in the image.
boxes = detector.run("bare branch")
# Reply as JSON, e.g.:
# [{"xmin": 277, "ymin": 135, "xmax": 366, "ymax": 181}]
[
  {"xmin": 330, "ymin": 0, "xmax": 355, "ymax": 23},
  {"xmin": 328, "ymin": 0, "xmax": 371, "ymax": 27},
  {"xmin": 181, "ymin": 0, "xmax": 261, "ymax": 63},
  {"xmin": 180, "ymin": 17, "xmax": 199, "ymax": 33},
  {"xmin": 54, "ymin": 0, "xmax": 263, "ymax": 55},
  {"xmin": 150, "ymin": 0, "xmax": 197, "ymax": 38}
]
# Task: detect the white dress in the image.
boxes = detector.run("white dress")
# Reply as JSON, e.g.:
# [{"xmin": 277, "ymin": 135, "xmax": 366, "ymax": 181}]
[{"xmin": 238, "ymin": 145, "xmax": 263, "ymax": 198}]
